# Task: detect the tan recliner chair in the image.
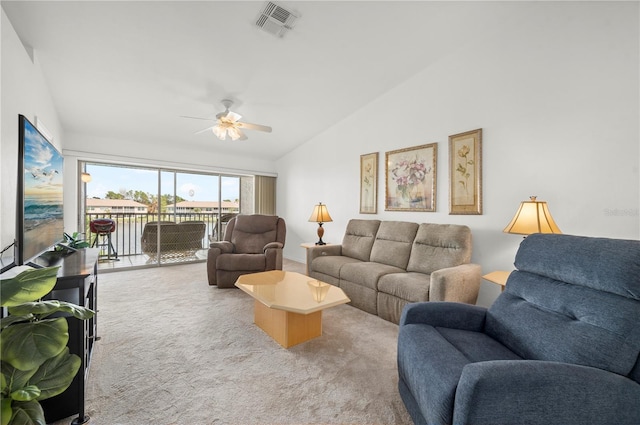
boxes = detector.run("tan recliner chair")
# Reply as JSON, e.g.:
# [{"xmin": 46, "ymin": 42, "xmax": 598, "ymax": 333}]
[{"xmin": 207, "ymin": 214, "xmax": 286, "ymax": 288}]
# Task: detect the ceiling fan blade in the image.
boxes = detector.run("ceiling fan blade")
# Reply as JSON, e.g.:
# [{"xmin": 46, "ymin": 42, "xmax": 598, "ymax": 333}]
[
  {"xmin": 236, "ymin": 122, "xmax": 272, "ymax": 133},
  {"xmin": 237, "ymin": 129, "xmax": 248, "ymax": 141},
  {"xmin": 225, "ymin": 111, "xmax": 242, "ymax": 123},
  {"xmin": 194, "ymin": 125, "xmax": 215, "ymax": 135},
  {"xmin": 180, "ymin": 115, "xmax": 215, "ymax": 121}
]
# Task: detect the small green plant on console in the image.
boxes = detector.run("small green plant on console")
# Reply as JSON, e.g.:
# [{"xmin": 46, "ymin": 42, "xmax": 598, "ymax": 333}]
[
  {"xmin": 63, "ymin": 232, "xmax": 90, "ymax": 249},
  {"xmin": 0, "ymin": 267, "xmax": 95, "ymax": 425}
]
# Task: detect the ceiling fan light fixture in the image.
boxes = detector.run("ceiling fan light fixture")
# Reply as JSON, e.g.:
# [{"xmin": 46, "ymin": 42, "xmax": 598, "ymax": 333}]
[
  {"xmin": 227, "ymin": 127, "xmax": 242, "ymax": 141},
  {"xmin": 186, "ymin": 98, "xmax": 271, "ymax": 141},
  {"xmin": 212, "ymin": 125, "xmax": 227, "ymax": 140}
]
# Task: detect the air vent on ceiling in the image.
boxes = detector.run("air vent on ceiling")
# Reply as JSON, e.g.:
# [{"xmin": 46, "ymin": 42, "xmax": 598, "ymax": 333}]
[{"xmin": 255, "ymin": 2, "xmax": 299, "ymax": 38}]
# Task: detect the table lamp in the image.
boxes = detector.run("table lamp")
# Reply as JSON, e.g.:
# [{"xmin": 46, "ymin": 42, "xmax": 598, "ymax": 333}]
[
  {"xmin": 308, "ymin": 202, "xmax": 333, "ymax": 245},
  {"xmin": 503, "ymin": 196, "xmax": 562, "ymax": 235}
]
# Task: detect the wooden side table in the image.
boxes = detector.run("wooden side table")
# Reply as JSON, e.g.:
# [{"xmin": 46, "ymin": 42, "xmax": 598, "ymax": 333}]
[{"xmin": 482, "ymin": 270, "xmax": 512, "ymax": 292}]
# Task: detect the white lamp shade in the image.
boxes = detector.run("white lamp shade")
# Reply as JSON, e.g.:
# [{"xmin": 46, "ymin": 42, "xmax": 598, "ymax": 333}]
[
  {"xmin": 308, "ymin": 203, "xmax": 333, "ymax": 223},
  {"xmin": 503, "ymin": 196, "xmax": 561, "ymax": 235}
]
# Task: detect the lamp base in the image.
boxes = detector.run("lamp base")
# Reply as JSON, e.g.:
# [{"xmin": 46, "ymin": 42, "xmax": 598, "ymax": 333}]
[{"xmin": 315, "ymin": 223, "xmax": 326, "ymax": 245}]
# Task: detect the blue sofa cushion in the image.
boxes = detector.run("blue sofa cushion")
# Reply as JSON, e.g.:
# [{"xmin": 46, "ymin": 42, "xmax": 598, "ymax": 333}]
[
  {"xmin": 486, "ymin": 234, "xmax": 640, "ymax": 382},
  {"xmin": 513, "ymin": 233, "xmax": 640, "ymax": 299},
  {"xmin": 397, "ymin": 323, "xmax": 521, "ymax": 424}
]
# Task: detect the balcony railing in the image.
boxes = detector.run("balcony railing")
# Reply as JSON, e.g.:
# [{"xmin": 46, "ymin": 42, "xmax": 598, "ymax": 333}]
[{"xmin": 83, "ymin": 212, "xmax": 235, "ymax": 258}]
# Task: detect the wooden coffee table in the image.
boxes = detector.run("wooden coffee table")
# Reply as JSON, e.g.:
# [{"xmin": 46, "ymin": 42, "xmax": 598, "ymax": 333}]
[{"xmin": 235, "ymin": 270, "xmax": 350, "ymax": 348}]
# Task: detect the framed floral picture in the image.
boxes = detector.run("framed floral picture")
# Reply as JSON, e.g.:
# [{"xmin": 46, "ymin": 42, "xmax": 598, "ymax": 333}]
[
  {"xmin": 449, "ymin": 128, "xmax": 482, "ymax": 215},
  {"xmin": 385, "ymin": 143, "xmax": 437, "ymax": 212},
  {"xmin": 360, "ymin": 152, "xmax": 378, "ymax": 214}
]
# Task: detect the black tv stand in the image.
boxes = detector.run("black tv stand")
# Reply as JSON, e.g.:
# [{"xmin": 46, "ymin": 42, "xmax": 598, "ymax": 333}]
[
  {"xmin": 27, "ymin": 245, "xmax": 76, "ymax": 268},
  {"xmin": 39, "ymin": 248, "xmax": 99, "ymax": 425}
]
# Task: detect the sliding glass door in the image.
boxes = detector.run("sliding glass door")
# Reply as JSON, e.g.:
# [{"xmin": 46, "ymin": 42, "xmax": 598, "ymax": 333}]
[{"xmin": 81, "ymin": 162, "xmax": 244, "ymax": 269}]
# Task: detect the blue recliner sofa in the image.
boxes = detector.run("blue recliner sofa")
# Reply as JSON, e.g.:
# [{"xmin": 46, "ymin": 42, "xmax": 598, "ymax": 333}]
[{"xmin": 397, "ymin": 233, "xmax": 640, "ymax": 425}]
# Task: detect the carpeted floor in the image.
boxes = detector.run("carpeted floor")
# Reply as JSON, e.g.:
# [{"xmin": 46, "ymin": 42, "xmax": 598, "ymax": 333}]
[{"xmin": 52, "ymin": 260, "xmax": 412, "ymax": 425}]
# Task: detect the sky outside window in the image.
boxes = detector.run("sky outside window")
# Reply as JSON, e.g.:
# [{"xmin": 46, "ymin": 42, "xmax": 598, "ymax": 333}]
[{"xmin": 85, "ymin": 164, "xmax": 240, "ymax": 201}]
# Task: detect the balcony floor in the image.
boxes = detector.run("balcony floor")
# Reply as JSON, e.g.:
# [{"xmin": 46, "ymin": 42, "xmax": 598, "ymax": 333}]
[{"xmin": 96, "ymin": 249, "xmax": 208, "ymax": 272}]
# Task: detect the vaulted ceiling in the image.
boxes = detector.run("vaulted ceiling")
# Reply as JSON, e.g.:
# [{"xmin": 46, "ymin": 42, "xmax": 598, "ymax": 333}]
[{"xmin": 3, "ymin": 1, "xmax": 521, "ymax": 160}]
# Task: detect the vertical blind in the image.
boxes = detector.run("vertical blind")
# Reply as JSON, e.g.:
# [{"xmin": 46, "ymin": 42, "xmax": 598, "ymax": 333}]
[{"xmin": 254, "ymin": 175, "xmax": 276, "ymax": 215}]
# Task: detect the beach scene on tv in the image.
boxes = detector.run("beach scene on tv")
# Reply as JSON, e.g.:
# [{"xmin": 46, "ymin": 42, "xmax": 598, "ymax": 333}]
[{"xmin": 23, "ymin": 119, "xmax": 64, "ymax": 261}]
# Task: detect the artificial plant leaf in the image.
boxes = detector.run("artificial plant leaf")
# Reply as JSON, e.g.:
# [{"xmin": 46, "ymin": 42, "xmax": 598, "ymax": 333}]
[
  {"xmin": 0, "ymin": 267, "xmax": 59, "ymax": 307},
  {"xmin": 7, "ymin": 301, "xmax": 60, "ymax": 316},
  {"xmin": 0, "ymin": 362, "xmax": 37, "ymax": 395},
  {"xmin": 55, "ymin": 302, "xmax": 95, "ymax": 320},
  {"xmin": 0, "ymin": 315, "xmax": 34, "ymax": 330},
  {"xmin": 8, "ymin": 301, "xmax": 95, "ymax": 321},
  {"xmin": 65, "ymin": 232, "xmax": 89, "ymax": 249},
  {"xmin": 29, "ymin": 348, "xmax": 80, "ymax": 400},
  {"xmin": 10, "ymin": 386, "xmax": 40, "ymax": 402},
  {"xmin": 0, "ymin": 318, "xmax": 68, "ymax": 371},
  {"xmin": 1, "ymin": 397, "xmax": 12, "ymax": 425},
  {"xmin": 7, "ymin": 400, "xmax": 45, "ymax": 425}
]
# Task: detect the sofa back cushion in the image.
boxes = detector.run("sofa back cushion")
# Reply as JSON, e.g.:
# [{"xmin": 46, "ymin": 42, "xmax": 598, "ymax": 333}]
[
  {"xmin": 486, "ymin": 234, "xmax": 640, "ymax": 383},
  {"xmin": 229, "ymin": 215, "xmax": 284, "ymax": 254},
  {"xmin": 370, "ymin": 221, "xmax": 419, "ymax": 269},
  {"xmin": 341, "ymin": 219, "xmax": 381, "ymax": 261},
  {"xmin": 406, "ymin": 223, "xmax": 472, "ymax": 274}
]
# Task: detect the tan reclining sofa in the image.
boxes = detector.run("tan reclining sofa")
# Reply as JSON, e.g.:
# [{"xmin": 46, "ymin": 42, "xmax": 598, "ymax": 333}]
[{"xmin": 306, "ymin": 219, "xmax": 481, "ymax": 324}]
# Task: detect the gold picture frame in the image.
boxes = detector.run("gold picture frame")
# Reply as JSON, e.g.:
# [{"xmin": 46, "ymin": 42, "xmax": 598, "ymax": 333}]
[
  {"xmin": 385, "ymin": 143, "xmax": 437, "ymax": 212},
  {"xmin": 360, "ymin": 152, "xmax": 378, "ymax": 214},
  {"xmin": 449, "ymin": 128, "xmax": 482, "ymax": 215}
]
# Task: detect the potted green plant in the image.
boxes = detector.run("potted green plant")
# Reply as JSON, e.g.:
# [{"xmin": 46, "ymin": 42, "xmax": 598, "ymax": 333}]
[
  {"xmin": 63, "ymin": 232, "xmax": 90, "ymax": 250},
  {"xmin": 0, "ymin": 267, "xmax": 94, "ymax": 425}
]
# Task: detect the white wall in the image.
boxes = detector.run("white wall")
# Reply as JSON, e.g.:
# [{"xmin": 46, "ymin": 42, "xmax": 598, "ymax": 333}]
[
  {"xmin": 1, "ymin": 9, "xmax": 63, "ymax": 265},
  {"xmin": 276, "ymin": 2, "xmax": 640, "ymax": 307}
]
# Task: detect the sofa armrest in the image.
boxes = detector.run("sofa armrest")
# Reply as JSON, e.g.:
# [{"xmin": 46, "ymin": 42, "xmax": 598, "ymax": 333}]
[
  {"xmin": 263, "ymin": 242, "xmax": 284, "ymax": 252},
  {"xmin": 209, "ymin": 241, "xmax": 234, "ymax": 253},
  {"xmin": 455, "ymin": 360, "xmax": 640, "ymax": 425},
  {"xmin": 430, "ymin": 263, "xmax": 481, "ymax": 304},
  {"xmin": 399, "ymin": 302, "xmax": 487, "ymax": 331},
  {"xmin": 306, "ymin": 244, "xmax": 343, "ymax": 263},
  {"xmin": 264, "ymin": 243, "xmax": 284, "ymax": 271}
]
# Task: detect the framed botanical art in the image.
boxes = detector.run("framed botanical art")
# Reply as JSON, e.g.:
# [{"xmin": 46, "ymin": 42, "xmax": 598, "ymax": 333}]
[
  {"xmin": 449, "ymin": 128, "xmax": 482, "ymax": 215},
  {"xmin": 360, "ymin": 152, "xmax": 378, "ymax": 214},
  {"xmin": 385, "ymin": 143, "xmax": 437, "ymax": 212}
]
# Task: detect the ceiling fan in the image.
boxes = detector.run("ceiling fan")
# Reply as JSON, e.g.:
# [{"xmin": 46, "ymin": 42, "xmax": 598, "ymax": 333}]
[{"xmin": 183, "ymin": 99, "xmax": 272, "ymax": 141}]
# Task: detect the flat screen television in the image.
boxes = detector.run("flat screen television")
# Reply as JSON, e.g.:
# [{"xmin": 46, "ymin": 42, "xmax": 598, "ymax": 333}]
[{"xmin": 16, "ymin": 114, "xmax": 65, "ymax": 266}]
